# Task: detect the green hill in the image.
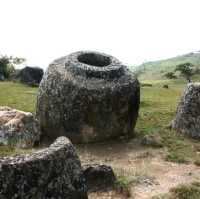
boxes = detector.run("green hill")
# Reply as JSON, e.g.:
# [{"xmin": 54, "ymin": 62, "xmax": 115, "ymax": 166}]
[{"xmin": 134, "ymin": 51, "xmax": 200, "ymax": 81}]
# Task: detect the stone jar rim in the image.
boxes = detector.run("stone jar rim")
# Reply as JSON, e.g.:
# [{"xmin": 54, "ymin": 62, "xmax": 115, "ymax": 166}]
[{"xmin": 61, "ymin": 51, "xmax": 126, "ymax": 79}]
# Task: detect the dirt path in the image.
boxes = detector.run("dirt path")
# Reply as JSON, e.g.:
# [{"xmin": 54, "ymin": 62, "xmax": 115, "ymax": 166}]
[
  {"xmin": 76, "ymin": 139, "xmax": 200, "ymax": 199},
  {"xmin": 132, "ymin": 157, "xmax": 200, "ymax": 199}
]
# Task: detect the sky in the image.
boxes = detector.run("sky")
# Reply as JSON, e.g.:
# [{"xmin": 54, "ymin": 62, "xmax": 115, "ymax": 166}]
[{"xmin": 0, "ymin": 0, "xmax": 200, "ymax": 69}]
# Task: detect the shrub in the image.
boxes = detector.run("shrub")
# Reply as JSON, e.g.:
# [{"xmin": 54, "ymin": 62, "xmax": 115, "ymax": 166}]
[
  {"xmin": 0, "ymin": 55, "xmax": 25, "ymax": 79},
  {"xmin": 164, "ymin": 72, "xmax": 177, "ymax": 79}
]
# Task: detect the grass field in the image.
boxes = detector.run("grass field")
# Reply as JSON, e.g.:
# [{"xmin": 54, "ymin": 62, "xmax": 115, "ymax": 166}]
[
  {"xmin": 0, "ymin": 81, "xmax": 37, "ymax": 113},
  {"xmin": 1, "ymin": 80, "xmax": 200, "ymax": 164},
  {"xmin": 137, "ymin": 80, "xmax": 200, "ymax": 164},
  {"xmin": 1, "ymin": 81, "xmax": 200, "ymax": 198}
]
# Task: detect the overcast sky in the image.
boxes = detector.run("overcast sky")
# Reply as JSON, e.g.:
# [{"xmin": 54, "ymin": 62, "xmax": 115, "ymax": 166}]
[{"xmin": 1, "ymin": 0, "xmax": 200, "ymax": 69}]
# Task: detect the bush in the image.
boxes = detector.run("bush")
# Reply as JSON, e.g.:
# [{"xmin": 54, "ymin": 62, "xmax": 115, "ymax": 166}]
[
  {"xmin": 164, "ymin": 72, "xmax": 177, "ymax": 79},
  {"xmin": 0, "ymin": 55, "xmax": 25, "ymax": 79}
]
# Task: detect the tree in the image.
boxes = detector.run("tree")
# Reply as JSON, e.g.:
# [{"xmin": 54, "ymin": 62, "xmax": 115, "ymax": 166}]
[
  {"xmin": 0, "ymin": 56, "xmax": 10, "ymax": 78},
  {"xmin": 164, "ymin": 72, "xmax": 177, "ymax": 79},
  {"xmin": 0, "ymin": 55, "xmax": 25, "ymax": 79},
  {"xmin": 175, "ymin": 62, "xmax": 194, "ymax": 82}
]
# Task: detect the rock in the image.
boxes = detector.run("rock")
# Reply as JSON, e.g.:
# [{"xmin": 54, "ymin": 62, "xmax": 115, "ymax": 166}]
[
  {"xmin": 36, "ymin": 51, "xmax": 140, "ymax": 143},
  {"xmin": 0, "ymin": 106, "xmax": 41, "ymax": 148},
  {"xmin": 0, "ymin": 137, "xmax": 88, "ymax": 199},
  {"xmin": 172, "ymin": 83, "xmax": 200, "ymax": 139},
  {"xmin": 83, "ymin": 164, "xmax": 116, "ymax": 192},
  {"xmin": 141, "ymin": 134, "xmax": 163, "ymax": 148},
  {"xmin": 163, "ymin": 84, "xmax": 169, "ymax": 89},
  {"xmin": 14, "ymin": 66, "xmax": 43, "ymax": 86}
]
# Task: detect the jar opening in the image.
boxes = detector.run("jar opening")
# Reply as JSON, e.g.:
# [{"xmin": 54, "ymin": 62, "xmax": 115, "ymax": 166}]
[{"xmin": 78, "ymin": 53, "xmax": 111, "ymax": 67}]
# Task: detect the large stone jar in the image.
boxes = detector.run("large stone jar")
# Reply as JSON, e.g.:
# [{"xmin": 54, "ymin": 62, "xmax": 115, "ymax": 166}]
[{"xmin": 36, "ymin": 51, "xmax": 140, "ymax": 143}]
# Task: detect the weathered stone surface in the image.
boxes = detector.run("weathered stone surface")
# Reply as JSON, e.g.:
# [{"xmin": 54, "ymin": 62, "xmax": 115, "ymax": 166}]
[
  {"xmin": 13, "ymin": 66, "xmax": 43, "ymax": 86},
  {"xmin": 172, "ymin": 83, "xmax": 200, "ymax": 139},
  {"xmin": 36, "ymin": 51, "xmax": 140, "ymax": 143},
  {"xmin": 0, "ymin": 106, "xmax": 41, "ymax": 148},
  {"xmin": 83, "ymin": 164, "xmax": 116, "ymax": 192},
  {"xmin": 0, "ymin": 137, "xmax": 88, "ymax": 199}
]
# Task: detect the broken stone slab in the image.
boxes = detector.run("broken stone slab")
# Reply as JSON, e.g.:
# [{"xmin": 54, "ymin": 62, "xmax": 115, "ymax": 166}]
[
  {"xmin": 172, "ymin": 83, "xmax": 200, "ymax": 139},
  {"xmin": 36, "ymin": 51, "xmax": 140, "ymax": 143},
  {"xmin": 83, "ymin": 164, "xmax": 116, "ymax": 192},
  {"xmin": 0, "ymin": 106, "xmax": 41, "ymax": 148},
  {"xmin": 0, "ymin": 136, "xmax": 88, "ymax": 199}
]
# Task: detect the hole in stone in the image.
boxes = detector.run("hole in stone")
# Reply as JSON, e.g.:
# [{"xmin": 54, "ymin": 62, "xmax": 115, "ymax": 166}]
[{"xmin": 78, "ymin": 53, "xmax": 111, "ymax": 67}]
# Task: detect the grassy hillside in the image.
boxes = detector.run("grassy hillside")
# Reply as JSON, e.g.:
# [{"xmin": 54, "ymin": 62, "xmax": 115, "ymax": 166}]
[{"xmin": 135, "ymin": 51, "xmax": 200, "ymax": 81}]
